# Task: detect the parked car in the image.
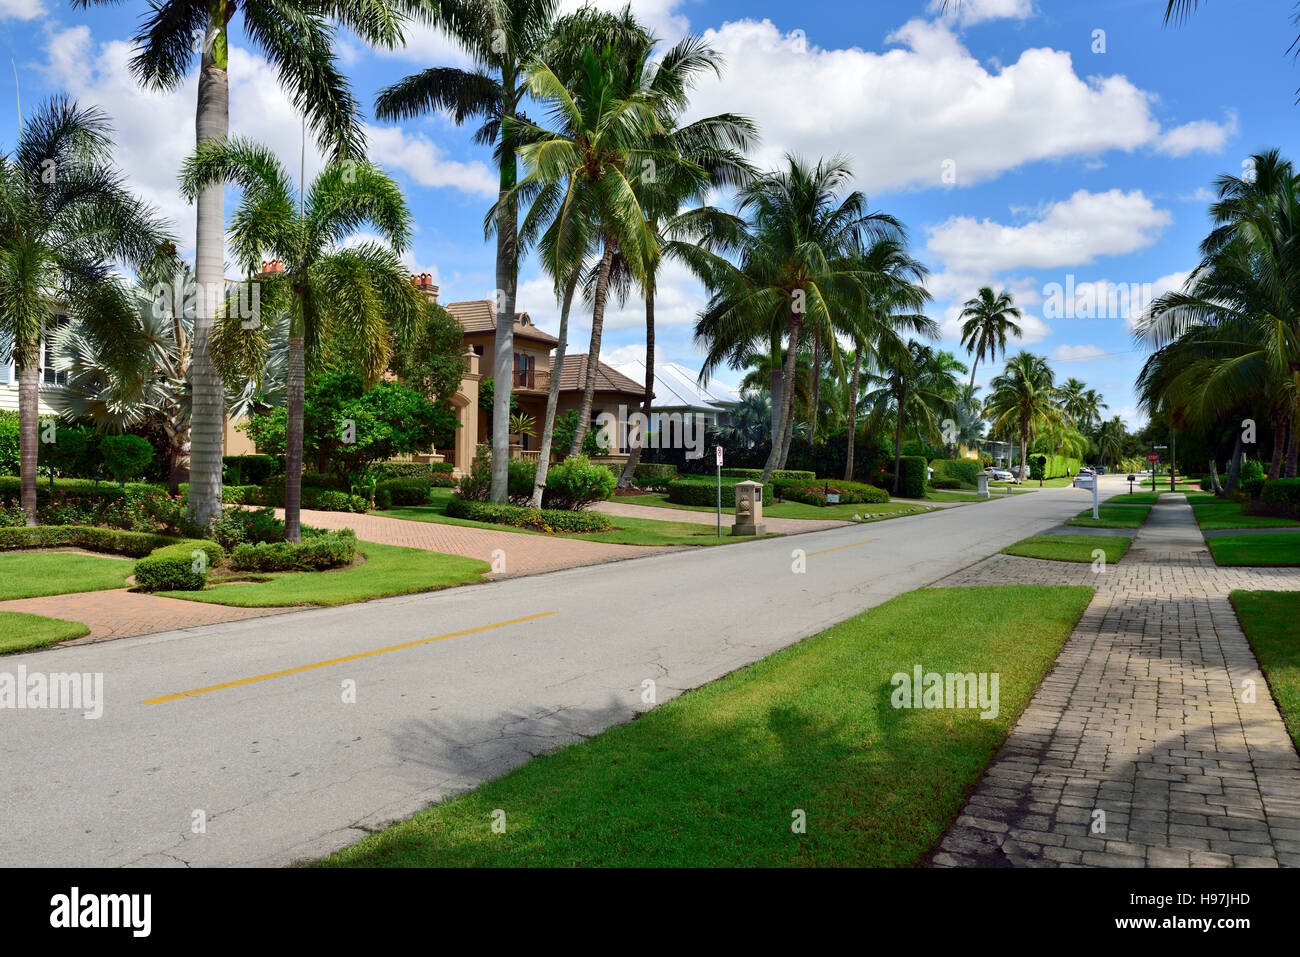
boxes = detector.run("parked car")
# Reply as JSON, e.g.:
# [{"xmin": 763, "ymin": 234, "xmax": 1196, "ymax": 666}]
[{"xmin": 987, "ymin": 467, "xmax": 1014, "ymax": 482}]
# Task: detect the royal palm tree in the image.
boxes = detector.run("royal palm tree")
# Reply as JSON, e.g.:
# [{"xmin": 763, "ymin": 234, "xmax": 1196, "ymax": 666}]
[
  {"xmin": 984, "ymin": 351, "xmax": 1067, "ymax": 482},
  {"xmin": 76, "ymin": 0, "xmax": 415, "ymax": 525},
  {"xmin": 958, "ymin": 286, "xmax": 1022, "ymax": 395},
  {"xmin": 181, "ymin": 138, "xmax": 424, "ymax": 542},
  {"xmin": 0, "ymin": 97, "xmax": 172, "ymax": 523}
]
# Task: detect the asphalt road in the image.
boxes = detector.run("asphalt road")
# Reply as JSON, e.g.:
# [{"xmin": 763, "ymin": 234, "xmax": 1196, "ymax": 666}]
[{"xmin": 0, "ymin": 479, "xmax": 1117, "ymax": 867}]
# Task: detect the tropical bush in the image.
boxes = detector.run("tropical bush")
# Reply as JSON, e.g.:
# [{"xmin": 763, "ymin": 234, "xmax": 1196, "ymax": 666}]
[
  {"xmin": 230, "ymin": 529, "xmax": 356, "ymax": 572},
  {"xmin": 100, "ymin": 434, "xmax": 154, "ymax": 485},
  {"xmin": 633, "ymin": 463, "xmax": 678, "ymax": 487},
  {"xmin": 930, "ymin": 459, "xmax": 981, "ymax": 487},
  {"xmin": 552, "ymin": 409, "xmax": 603, "ymax": 458},
  {"xmin": 222, "ymin": 454, "xmax": 280, "ymax": 486},
  {"xmin": 375, "ymin": 477, "xmax": 432, "ymax": 508},
  {"xmin": 1249, "ymin": 478, "xmax": 1300, "ymax": 518},
  {"xmin": 542, "ymin": 455, "xmax": 616, "ymax": 510},
  {"xmin": 200, "ymin": 506, "xmax": 288, "ymax": 551},
  {"xmin": 773, "ymin": 479, "xmax": 890, "ymax": 506},
  {"xmin": 666, "ymin": 477, "xmax": 774, "ymax": 507},
  {"xmin": 898, "ymin": 456, "xmax": 927, "ymax": 499},
  {"xmin": 719, "ymin": 467, "xmax": 816, "ymax": 481},
  {"xmin": 0, "ymin": 410, "xmax": 17, "ymax": 475},
  {"xmin": 456, "ymin": 456, "xmax": 537, "ymax": 504},
  {"xmin": 0, "ymin": 479, "xmax": 185, "ymax": 533},
  {"xmin": 134, "ymin": 542, "xmax": 211, "ymax": 591},
  {"xmin": 445, "ymin": 496, "xmax": 612, "ymax": 533}
]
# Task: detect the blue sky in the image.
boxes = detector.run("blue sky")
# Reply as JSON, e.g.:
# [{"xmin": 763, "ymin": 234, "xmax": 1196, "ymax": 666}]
[{"xmin": 2, "ymin": 0, "xmax": 1297, "ymax": 426}]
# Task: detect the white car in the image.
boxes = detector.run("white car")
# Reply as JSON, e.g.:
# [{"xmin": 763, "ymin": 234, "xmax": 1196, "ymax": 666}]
[{"xmin": 987, "ymin": 467, "xmax": 1014, "ymax": 482}]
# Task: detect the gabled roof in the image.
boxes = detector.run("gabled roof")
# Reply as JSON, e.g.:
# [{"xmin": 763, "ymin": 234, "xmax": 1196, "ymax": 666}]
[
  {"xmin": 444, "ymin": 299, "xmax": 559, "ymax": 346},
  {"xmin": 616, "ymin": 359, "xmax": 739, "ymax": 411},
  {"xmin": 557, "ymin": 354, "xmax": 648, "ymax": 397}
]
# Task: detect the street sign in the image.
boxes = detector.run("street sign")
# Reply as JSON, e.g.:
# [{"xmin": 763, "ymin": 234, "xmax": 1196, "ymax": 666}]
[
  {"xmin": 1147, "ymin": 452, "xmax": 1159, "ymax": 463},
  {"xmin": 716, "ymin": 445, "xmax": 723, "ymax": 467}
]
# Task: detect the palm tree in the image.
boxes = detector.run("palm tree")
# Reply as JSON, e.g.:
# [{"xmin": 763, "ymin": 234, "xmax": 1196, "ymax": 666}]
[
  {"xmin": 1094, "ymin": 416, "xmax": 1127, "ymax": 473},
  {"xmin": 958, "ymin": 286, "xmax": 1022, "ymax": 395},
  {"xmin": 984, "ymin": 351, "xmax": 1067, "ymax": 482},
  {"xmin": 0, "ymin": 97, "xmax": 172, "ymax": 524},
  {"xmin": 376, "ymin": 0, "xmax": 567, "ymax": 505},
  {"xmin": 694, "ymin": 155, "xmax": 915, "ymax": 481},
  {"xmin": 860, "ymin": 340, "xmax": 960, "ymax": 495},
  {"xmin": 181, "ymin": 138, "xmax": 424, "ymax": 542},
  {"xmin": 76, "ymin": 0, "xmax": 413, "ymax": 526}
]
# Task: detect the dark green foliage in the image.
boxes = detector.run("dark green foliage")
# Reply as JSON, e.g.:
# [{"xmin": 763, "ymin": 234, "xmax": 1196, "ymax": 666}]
[
  {"xmin": 930, "ymin": 459, "xmax": 981, "ymax": 487},
  {"xmin": 388, "ymin": 302, "xmax": 469, "ymax": 402},
  {"xmin": 222, "ymin": 455, "xmax": 279, "ymax": 486},
  {"xmin": 1029, "ymin": 455, "xmax": 1047, "ymax": 482},
  {"xmin": 633, "ymin": 463, "xmax": 678, "ymax": 486},
  {"xmin": 445, "ymin": 496, "xmax": 613, "ymax": 533},
  {"xmin": 666, "ymin": 477, "xmax": 774, "ymax": 507},
  {"xmin": 542, "ymin": 455, "xmax": 616, "ymax": 510},
  {"xmin": 230, "ymin": 530, "xmax": 357, "ymax": 571},
  {"xmin": 375, "ymin": 477, "xmax": 432, "ymax": 508},
  {"xmin": 720, "ymin": 467, "xmax": 816, "ymax": 481},
  {"xmin": 100, "ymin": 434, "xmax": 154, "ymax": 484},
  {"xmin": 0, "ymin": 525, "xmax": 188, "ymax": 556},
  {"xmin": 0, "ymin": 411, "xmax": 17, "ymax": 475},
  {"xmin": 553, "ymin": 409, "xmax": 602, "ymax": 457},
  {"xmin": 773, "ymin": 479, "xmax": 890, "ymax": 506}
]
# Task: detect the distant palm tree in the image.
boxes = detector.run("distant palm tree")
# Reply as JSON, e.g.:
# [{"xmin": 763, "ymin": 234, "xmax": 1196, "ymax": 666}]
[
  {"xmin": 75, "ymin": 0, "xmax": 411, "ymax": 525},
  {"xmin": 984, "ymin": 351, "xmax": 1067, "ymax": 482},
  {"xmin": 0, "ymin": 97, "xmax": 171, "ymax": 524},
  {"xmin": 958, "ymin": 286, "xmax": 1022, "ymax": 395},
  {"xmin": 181, "ymin": 138, "xmax": 425, "ymax": 542},
  {"xmin": 861, "ymin": 340, "xmax": 959, "ymax": 495}
]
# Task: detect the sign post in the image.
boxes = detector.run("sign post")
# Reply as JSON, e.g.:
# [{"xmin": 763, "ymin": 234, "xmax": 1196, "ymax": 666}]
[
  {"xmin": 1092, "ymin": 471, "xmax": 1100, "ymax": 520},
  {"xmin": 1148, "ymin": 452, "xmax": 1159, "ymax": 492},
  {"xmin": 715, "ymin": 445, "xmax": 723, "ymax": 539}
]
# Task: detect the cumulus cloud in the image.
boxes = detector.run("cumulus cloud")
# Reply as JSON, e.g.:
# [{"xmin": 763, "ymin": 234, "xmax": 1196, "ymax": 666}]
[
  {"xmin": 1157, "ymin": 113, "xmax": 1238, "ymax": 157},
  {"xmin": 926, "ymin": 189, "xmax": 1172, "ymax": 275},
  {"xmin": 927, "ymin": 0, "xmax": 1034, "ymax": 27},
  {"xmin": 0, "ymin": 0, "xmax": 44, "ymax": 21},
  {"xmin": 364, "ymin": 124, "xmax": 497, "ymax": 198},
  {"xmin": 1051, "ymin": 344, "xmax": 1109, "ymax": 362}
]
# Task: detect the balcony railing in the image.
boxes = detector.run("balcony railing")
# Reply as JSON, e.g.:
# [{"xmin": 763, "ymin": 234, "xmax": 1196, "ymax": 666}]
[{"xmin": 511, "ymin": 368, "xmax": 549, "ymax": 390}]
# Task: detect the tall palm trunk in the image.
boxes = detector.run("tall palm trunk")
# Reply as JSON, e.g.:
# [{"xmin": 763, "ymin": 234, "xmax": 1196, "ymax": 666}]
[
  {"xmin": 187, "ymin": 11, "xmax": 230, "ymax": 527},
  {"xmin": 967, "ymin": 358, "xmax": 978, "ymax": 396},
  {"xmin": 531, "ymin": 271, "xmax": 579, "ymax": 508},
  {"xmin": 570, "ymin": 242, "xmax": 616, "ymax": 456},
  {"xmin": 618, "ymin": 287, "xmax": 654, "ymax": 488},
  {"xmin": 760, "ymin": 313, "xmax": 801, "ymax": 481},
  {"xmin": 844, "ymin": 347, "xmax": 861, "ymax": 481},
  {"xmin": 1018, "ymin": 420, "xmax": 1029, "ymax": 483},
  {"xmin": 284, "ymin": 334, "xmax": 306, "ymax": 543},
  {"xmin": 891, "ymin": 383, "xmax": 905, "ymax": 496},
  {"xmin": 808, "ymin": 333, "xmax": 821, "ymax": 446},
  {"xmin": 1223, "ymin": 433, "xmax": 1244, "ymax": 491},
  {"xmin": 1270, "ymin": 413, "xmax": 1287, "ymax": 480},
  {"xmin": 778, "ymin": 383, "xmax": 796, "ymax": 468},
  {"xmin": 490, "ymin": 94, "xmax": 519, "ymax": 504},
  {"xmin": 1287, "ymin": 422, "xmax": 1299, "ymax": 478},
  {"xmin": 17, "ymin": 349, "xmax": 38, "ymax": 526}
]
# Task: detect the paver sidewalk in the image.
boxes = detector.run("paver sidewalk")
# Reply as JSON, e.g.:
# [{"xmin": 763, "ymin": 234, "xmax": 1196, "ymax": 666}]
[{"xmin": 930, "ymin": 496, "xmax": 1300, "ymax": 868}]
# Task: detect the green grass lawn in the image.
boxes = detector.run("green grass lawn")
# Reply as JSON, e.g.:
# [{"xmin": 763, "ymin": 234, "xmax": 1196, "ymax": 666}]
[
  {"xmin": 1064, "ymin": 504, "xmax": 1151, "ymax": 529},
  {"xmin": 1002, "ymin": 533, "xmax": 1132, "ymax": 564},
  {"xmin": 1104, "ymin": 489, "xmax": 1201, "ymax": 504},
  {"xmin": 161, "ymin": 541, "xmax": 489, "ymax": 607},
  {"xmin": 318, "ymin": 584, "xmax": 1093, "ymax": 868},
  {"xmin": 1230, "ymin": 591, "xmax": 1300, "ymax": 751},
  {"xmin": 1181, "ymin": 491, "xmax": 1230, "ymax": 505},
  {"xmin": 1208, "ymin": 533, "xmax": 1300, "ymax": 566},
  {"xmin": 0, "ymin": 551, "xmax": 133, "ymax": 600},
  {"xmin": 617, "ymin": 491, "xmax": 934, "ymax": 522},
  {"xmin": 1193, "ymin": 504, "xmax": 1300, "ymax": 531},
  {"xmin": 0, "ymin": 611, "xmax": 90, "ymax": 654}
]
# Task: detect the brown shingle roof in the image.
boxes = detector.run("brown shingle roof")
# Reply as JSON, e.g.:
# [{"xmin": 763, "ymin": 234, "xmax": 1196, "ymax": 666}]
[
  {"xmin": 556, "ymin": 354, "xmax": 648, "ymax": 397},
  {"xmin": 444, "ymin": 299, "xmax": 558, "ymax": 345}
]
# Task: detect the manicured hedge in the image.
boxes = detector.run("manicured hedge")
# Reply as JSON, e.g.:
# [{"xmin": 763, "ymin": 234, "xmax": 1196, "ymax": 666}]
[
  {"xmin": 899, "ymin": 456, "xmax": 927, "ymax": 499},
  {"xmin": 719, "ymin": 467, "xmax": 815, "ymax": 481},
  {"xmin": 375, "ymin": 477, "xmax": 432, "ymax": 508},
  {"xmin": 445, "ymin": 496, "xmax": 613, "ymax": 533},
  {"xmin": 773, "ymin": 478, "xmax": 890, "ymax": 506},
  {"xmin": 222, "ymin": 455, "xmax": 279, "ymax": 486},
  {"xmin": 230, "ymin": 530, "xmax": 356, "ymax": 572},
  {"xmin": 930, "ymin": 459, "xmax": 981, "ymax": 487},
  {"xmin": 1247, "ymin": 478, "xmax": 1300, "ymax": 519},
  {"xmin": 219, "ymin": 484, "xmax": 369, "ymax": 512},
  {"xmin": 633, "ymin": 463, "xmax": 678, "ymax": 485},
  {"xmin": 135, "ymin": 542, "xmax": 209, "ymax": 592},
  {"xmin": 0, "ymin": 525, "xmax": 179, "ymax": 556},
  {"xmin": 377, "ymin": 461, "xmax": 454, "ymax": 479},
  {"xmin": 666, "ymin": 477, "xmax": 774, "ymax": 507}
]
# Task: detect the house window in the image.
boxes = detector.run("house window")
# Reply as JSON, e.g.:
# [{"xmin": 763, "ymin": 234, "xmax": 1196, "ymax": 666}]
[
  {"xmin": 40, "ymin": 318, "xmax": 68, "ymax": 387},
  {"xmin": 472, "ymin": 345, "xmax": 483, "ymax": 357},
  {"xmin": 513, "ymin": 352, "xmax": 534, "ymax": 388}
]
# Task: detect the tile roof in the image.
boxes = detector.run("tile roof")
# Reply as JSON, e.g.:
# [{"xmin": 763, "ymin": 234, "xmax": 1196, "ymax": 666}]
[
  {"xmin": 556, "ymin": 354, "xmax": 648, "ymax": 397},
  {"xmin": 444, "ymin": 299, "xmax": 559, "ymax": 345}
]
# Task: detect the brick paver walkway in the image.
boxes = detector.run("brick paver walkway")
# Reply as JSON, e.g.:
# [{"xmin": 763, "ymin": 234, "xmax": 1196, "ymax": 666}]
[
  {"xmin": 930, "ymin": 496, "xmax": 1300, "ymax": 868},
  {"xmin": 290, "ymin": 508, "xmax": 674, "ymax": 576}
]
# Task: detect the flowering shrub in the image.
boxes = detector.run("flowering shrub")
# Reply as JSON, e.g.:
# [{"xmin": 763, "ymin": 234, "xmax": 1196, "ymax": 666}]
[
  {"xmin": 445, "ymin": 495, "xmax": 612, "ymax": 533},
  {"xmin": 773, "ymin": 479, "xmax": 890, "ymax": 506},
  {"xmin": 230, "ymin": 529, "xmax": 357, "ymax": 571},
  {"xmin": 6, "ymin": 486, "xmax": 188, "ymax": 533},
  {"xmin": 201, "ymin": 506, "xmax": 287, "ymax": 551}
]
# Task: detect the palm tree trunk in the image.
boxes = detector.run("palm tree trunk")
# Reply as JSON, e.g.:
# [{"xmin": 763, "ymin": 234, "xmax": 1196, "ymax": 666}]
[
  {"xmin": 967, "ymin": 357, "xmax": 978, "ymax": 396},
  {"xmin": 17, "ymin": 348, "xmax": 38, "ymax": 526},
  {"xmin": 769, "ymin": 337, "xmax": 782, "ymax": 450},
  {"xmin": 1223, "ymin": 433, "xmax": 1244, "ymax": 491},
  {"xmin": 618, "ymin": 287, "xmax": 654, "ymax": 488},
  {"xmin": 808, "ymin": 333, "xmax": 821, "ymax": 446},
  {"xmin": 570, "ymin": 242, "xmax": 616, "ymax": 456},
  {"xmin": 531, "ymin": 271, "xmax": 579, "ymax": 508},
  {"xmin": 187, "ymin": 11, "xmax": 230, "ymax": 528},
  {"xmin": 490, "ymin": 99, "xmax": 519, "ymax": 504},
  {"xmin": 843, "ymin": 347, "xmax": 861, "ymax": 481},
  {"xmin": 761, "ymin": 314, "xmax": 801, "ymax": 481},
  {"xmin": 1018, "ymin": 424, "xmax": 1028, "ymax": 483},
  {"xmin": 891, "ymin": 383, "xmax": 905, "ymax": 496},
  {"xmin": 1270, "ymin": 413, "xmax": 1287, "ymax": 480},
  {"xmin": 1287, "ymin": 422, "xmax": 1299, "ymax": 479},
  {"xmin": 284, "ymin": 335, "xmax": 306, "ymax": 543}
]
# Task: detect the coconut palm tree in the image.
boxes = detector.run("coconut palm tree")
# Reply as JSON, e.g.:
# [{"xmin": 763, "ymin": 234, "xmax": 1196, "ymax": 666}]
[
  {"xmin": 984, "ymin": 351, "xmax": 1067, "ymax": 482},
  {"xmin": 860, "ymin": 340, "xmax": 960, "ymax": 495},
  {"xmin": 75, "ymin": 0, "xmax": 415, "ymax": 526},
  {"xmin": 180, "ymin": 137, "xmax": 424, "ymax": 542},
  {"xmin": 0, "ymin": 97, "xmax": 172, "ymax": 524},
  {"xmin": 958, "ymin": 286, "xmax": 1022, "ymax": 395}
]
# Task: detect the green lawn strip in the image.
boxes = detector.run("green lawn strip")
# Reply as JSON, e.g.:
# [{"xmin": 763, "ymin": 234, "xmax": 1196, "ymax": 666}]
[
  {"xmin": 1208, "ymin": 534, "xmax": 1300, "ymax": 567},
  {"xmin": 1193, "ymin": 504, "xmax": 1300, "ymax": 531},
  {"xmin": 0, "ymin": 551, "xmax": 133, "ymax": 601},
  {"xmin": 1064, "ymin": 505, "xmax": 1151, "ymax": 529},
  {"xmin": 1229, "ymin": 591, "xmax": 1300, "ymax": 751},
  {"xmin": 1002, "ymin": 533, "xmax": 1131, "ymax": 564},
  {"xmin": 0, "ymin": 611, "xmax": 90, "ymax": 654},
  {"xmin": 160, "ymin": 541, "xmax": 488, "ymax": 607},
  {"xmin": 924, "ymin": 490, "xmax": 999, "ymax": 503},
  {"xmin": 614, "ymin": 492, "xmax": 933, "ymax": 521},
  {"xmin": 318, "ymin": 584, "xmax": 1094, "ymax": 868},
  {"xmin": 1182, "ymin": 492, "xmax": 1232, "ymax": 506}
]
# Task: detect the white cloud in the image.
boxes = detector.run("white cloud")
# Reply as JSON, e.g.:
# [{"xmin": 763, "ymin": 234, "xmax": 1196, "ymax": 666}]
[
  {"xmin": 0, "ymin": 0, "xmax": 44, "ymax": 21},
  {"xmin": 937, "ymin": 300, "xmax": 1051, "ymax": 346},
  {"xmin": 1123, "ymin": 269, "xmax": 1192, "ymax": 331},
  {"xmin": 1179, "ymin": 186, "xmax": 1215, "ymax": 203},
  {"xmin": 1157, "ymin": 113, "xmax": 1238, "ymax": 157},
  {"xmin": 364, "ymin": 124, "xmax": 497, "ymax": 197},
  {"xmin": 1051, "ymin": 344, "xmax": 1109, "ymax": 362},
  {"xmin": 687, "ymin": 18, "xmax": 1196, "ymax": 194},
  {"xmin": 927, "ymin": 0, "xmax": 1034, "ymax": 27},
  {"xmin": 926, "ymin": 189, "xmax": 1172, "ymax": 274}
]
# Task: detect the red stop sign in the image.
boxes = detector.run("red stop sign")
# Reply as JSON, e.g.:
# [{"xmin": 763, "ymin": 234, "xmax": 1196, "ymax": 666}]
[{"xmin": 1147, "ymin": 453, "xmax": 1159, "ymax": 463}]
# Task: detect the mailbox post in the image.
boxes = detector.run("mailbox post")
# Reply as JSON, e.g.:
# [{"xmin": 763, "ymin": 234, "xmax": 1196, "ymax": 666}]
[
  {"xmin": 731, "ymin": 481, "xmax": 766, "ymax": 536},
  {"xmin": 976, "ymin": 471, "xmax": 990, "ymax": 499}
]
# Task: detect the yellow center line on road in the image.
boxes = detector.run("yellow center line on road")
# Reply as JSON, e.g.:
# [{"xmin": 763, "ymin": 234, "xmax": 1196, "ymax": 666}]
[
  {"xmin": 939, "ymin": 517, "xmax": 968, "ymax": 525},
  {"xmin": 806, "ymin": 539, "xmax": 873, "ymax": 557},
  {"xmin": 142, "ymin": 612, "xmax": 558, "ymax": 704}
]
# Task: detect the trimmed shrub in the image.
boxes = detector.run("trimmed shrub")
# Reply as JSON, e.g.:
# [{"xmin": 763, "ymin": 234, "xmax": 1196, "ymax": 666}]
[
  {"xmin": 229, "ymin": 485, "xmax": 369, "ymax": 513},
  {"xmin": 100, "ymin": 434, "xmax": 154, "ymax": 484},
  {"xmin": 634, "ymin": 462, "xmax": 678, "ymax": 486},
  {"xmin": 133, "ymin": 539, "xmax": 225, "ymax": 592},
  {"xmin": 1029, "ymin": 455, "xmax": 1048, "ymax": 482},
  {"xmin": 899, "ymin": 456, "xmax": 927, "ymax": 499},
  {"xmin": 1248, "ymin": 478, "xmax": 1300, "ymax": 519},
  {"xmin": 301, "ymin": 471, "xmax": 350, "ymax": 490},
  {"xmin": 773, "ymin": 478, "xmax": 890, "ymax": 506},
  {"xmin": 375, "ymin": 477, "xmax": 432, "ymax": 508},
  {"xmin": 1242, "ymin": 477, "xmax": 1266, "ymax": 500},
  {"xmin": 930, "ymin": 459, "xmax": 981, "ymax": 487},
  {"xmin": 719, "ymin": 467, "xmax": 816, "ymax": 481},
  {"xmin": 455, "ymin": 456, "xmax": 537, "ymax": 504},
  {"xmin": 376, "ymin": 461, "xmax": 455, "ymax": 479},
  {"xmin": 445, "ymin": 495, "xmax": 613, "ymax": 533},
  {"xmin": 230, "ymin": 529, "xmax": 356, "ymax": 571},
  {"xmin": 222, "ymin": 454, "xmax": 278, "ymax": 486},
  {"xmin": 930, "ymin": 478, "xmax": 961, "ymax": 490},
  {"xmin": 666, "ymin": 477, "xmax": 773, "ymax": 507},
  {"xmin": 202, "ymin": 506, "xmax": 287, "ymax": 551},
  {"xmin": 0, "ymin": 525, "xmax": 181, "ymax": 556},
  {"xmin": 543, "ymin": 455, "xmax": 616, "ymax": 510}
]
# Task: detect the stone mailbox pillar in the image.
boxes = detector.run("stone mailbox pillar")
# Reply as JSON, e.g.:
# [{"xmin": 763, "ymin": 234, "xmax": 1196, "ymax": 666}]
[
  {"xmin": 731, "ymin": 480, "xmax": 766, "ymax": 536},
  {"xmin": 976, "ymin": 471, "xmax": 990, "ymax": 499}
]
